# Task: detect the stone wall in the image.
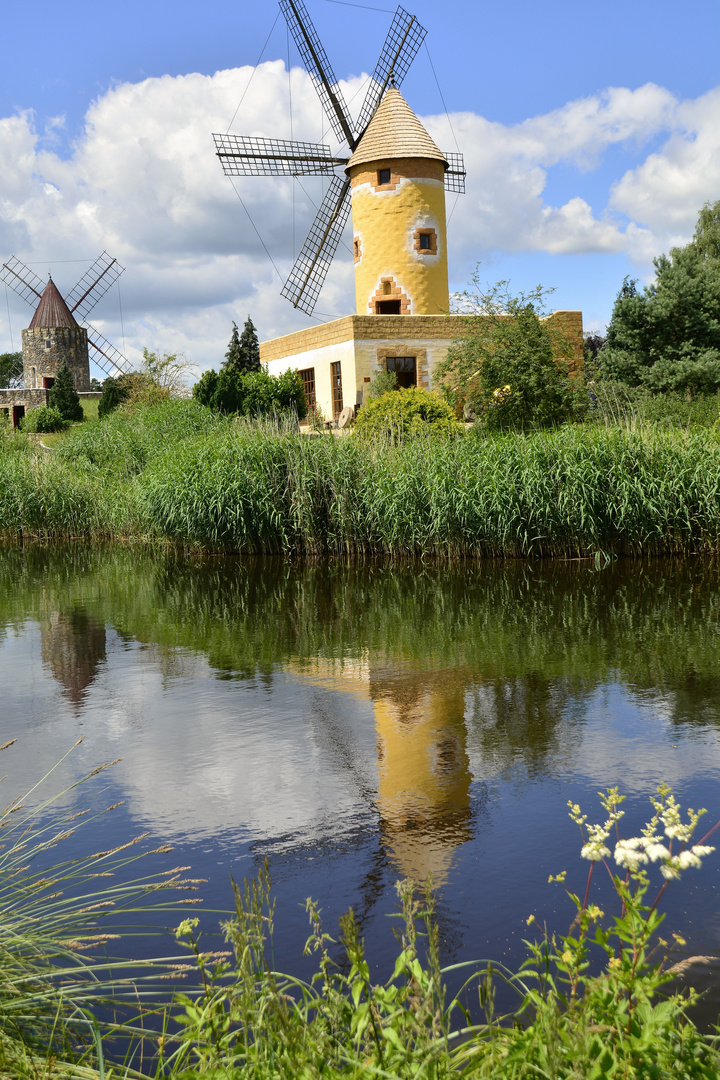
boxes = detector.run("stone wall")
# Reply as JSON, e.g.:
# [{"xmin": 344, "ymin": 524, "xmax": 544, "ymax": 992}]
[
  {"xmin": 22, "ymin": 326, "xmax": 90, "ymax": 392},
  {"xmin": 0, "ymin": 387, "xmax": 48, "ymax": 427}
]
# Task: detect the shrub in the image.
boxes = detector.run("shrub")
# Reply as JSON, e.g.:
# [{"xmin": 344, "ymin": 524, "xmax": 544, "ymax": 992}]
[
  {"xmin": 193, "ymin": 366, "xmax": 307, "ymax": 419},
  {"xmin": 366, "ymin": 367, "xmax": 398, "ymax": 400},
  {"xmin": 354, "ymin": 387, "xmax": 461, "ymax": 442},
  {"xmin": 48, "ymin": 362, "xmax": 83, "ymax": 422},
  {"xmin": 98, "ymin": 375, "xmax": 131, "ymax": 418},
  {"xmin": 20, "ymin": 405, "xmax": 68, "ymax": 433}
]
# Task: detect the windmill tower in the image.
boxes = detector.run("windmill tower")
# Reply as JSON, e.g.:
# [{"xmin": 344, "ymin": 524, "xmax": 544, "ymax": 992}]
[
  {"xmin": 0, "ymin": 253, "xmax": 131, "ymax": 424},
  {"xmin": 22, "ymin": 277, "xmax": 90, "ymax": 391},
  {"xmin": 346, "ymin": 85, "xmax": 452, "ymax": 318}
]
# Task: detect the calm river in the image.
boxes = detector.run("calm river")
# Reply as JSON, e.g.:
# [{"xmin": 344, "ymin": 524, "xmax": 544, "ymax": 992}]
[{"xmin": 1, "ymin": 545, "xmax": 720, "ymax": 984}]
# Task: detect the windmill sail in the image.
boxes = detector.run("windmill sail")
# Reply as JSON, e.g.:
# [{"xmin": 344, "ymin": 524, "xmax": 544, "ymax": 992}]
[
  {"xmin": 281, "ymin": 176, "xmax": 351, "ymax": 314},
  {"xmin": 82, "ymin": 321, "xmax": 132, "ymax": 378},
  {"xmin": 0, "ymin": 257, "xmax": 44, "ymax": 306},
  {"xmin": 444, "ymin": 152, "xmax": 466, "ymax": 194},
  {"xmin": 66, "ymin": 252, "xmax": 125, "ymax": 321},
  {"xmin": 354, "ymin": 7, "xmax": 427, "ymax": 139},
  {"xmin": 280, "ymin": 0, "xmax": 355, "ymax": 147},
  {"xmin": 214, "ymin": 135, "xmax": 348, "ymax": 176}
]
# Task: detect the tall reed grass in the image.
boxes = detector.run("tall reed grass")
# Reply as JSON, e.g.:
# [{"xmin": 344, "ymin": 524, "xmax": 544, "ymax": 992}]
[
  {"xmin": 141, "ymin": 421, "xmax": 720, "ymax": 557},
  {"xmin": 2, "ymin": 400, "xmax": 720, "ymax": 556},
  {"xmin": 0, "ymin": 739, "xmax": 204, "ymax": 1078}
]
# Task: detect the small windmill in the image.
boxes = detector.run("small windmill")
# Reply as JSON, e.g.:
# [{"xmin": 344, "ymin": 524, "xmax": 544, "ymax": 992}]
[
  {"xmin": 0, "ymin": 251, "xmax": 131, "ymax": 385},
  {"xmin": 213, "ymin": 0, "xmax": 465, "ymax": 317}
]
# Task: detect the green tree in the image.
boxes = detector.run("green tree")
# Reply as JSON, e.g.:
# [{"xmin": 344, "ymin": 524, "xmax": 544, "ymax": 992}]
[
  {"xmin": 48, "ymin": 362, "xmax": 83, "ymax": 422},
  {"xmin": 600, "ymin": 200, "xmax": 720, "ymax": 394},
  {"xmin": 223, "ymin": 317, "xmax": 261, "ymax": 375},
  {"xmin": 193, "ymin": 366, "xmax": 306, "ymax": 419},
  {"xmin": 693, "ymin": 198, "xmax": 720, "ymax": 262},
  {"xmin": 435, "ymin": 274, "xmax": 580, "ymax": 431},
  {"xmin": 0, "ymin": 352, "xmax": 23, "ymax": 389}
]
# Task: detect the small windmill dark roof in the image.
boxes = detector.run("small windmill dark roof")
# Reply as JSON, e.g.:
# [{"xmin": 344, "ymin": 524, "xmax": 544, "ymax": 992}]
[{"xmin": 28, "ymin": 277, "xmax": 78, "ymax": 329}]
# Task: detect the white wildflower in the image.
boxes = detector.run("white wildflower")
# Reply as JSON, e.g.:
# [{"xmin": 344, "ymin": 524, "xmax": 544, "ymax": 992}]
[
  {"xmin": 660, "ymin": 861, "xmax": 681, "ymax": 880},
  {"xmin": 581, "ymin": 822, "xmax": 611, "ymax": 862},
  {"xmin": 691, "ymin": 845, "xmax": 715, "ymax": 858},
  {"xmin": 614, "ymin": 838, "xmax": 649, "ymax": 871},
  {"xmin": 644, "ymin": 842, "xmax": 671, "ymax": 863}
]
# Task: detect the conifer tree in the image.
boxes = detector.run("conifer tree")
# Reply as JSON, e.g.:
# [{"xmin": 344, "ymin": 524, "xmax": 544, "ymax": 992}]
[
  {"xmin": 238, "ymin": 316, "xmax": 261, "ymax": 373},
  {"xmin": 48, "ymin": 362, "xmax": 83, "ymax": 422},
  {"xmin": 223, "ymin": 317, "xmax": 261, "ymax": 374},
  {"xmin": 223, "ymin": 322, "xmax": 242, "ymax": 371}
]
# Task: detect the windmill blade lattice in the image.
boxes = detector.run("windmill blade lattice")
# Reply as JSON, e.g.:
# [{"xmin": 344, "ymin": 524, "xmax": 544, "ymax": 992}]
[
  {"xmin": 214, "ymin": 134, "xmax": 348, "ymax": 176},
  {"xmin": 66, "ymin": 251, "xmax": 125, "ymax": 322},
  {"xmin": 0, "ymin": 257, "xmax": 44, "ymax": 305},
  {"xmin": 83, "ymin": 321, "xmax": 132, "ymax": 378},
  {"xmin": 353, "ymin": 7, "xmax": 427, "ymax": 140},
  {"xmin": 444, "ymin": 152, "xmax": 466, "ymax": 194},
  {"xmin": 281, "ymin": 176, "xmax": 351, "ymax": 314},
  {"xmin": 280, "ymin": 0, "xmax": 355, "ymax": 147}
]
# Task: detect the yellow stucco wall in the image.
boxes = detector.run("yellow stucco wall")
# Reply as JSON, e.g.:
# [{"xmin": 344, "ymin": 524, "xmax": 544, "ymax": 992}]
[{"xmin": 349, "ymin": 159, "xmax": 449, "ymax": 316}]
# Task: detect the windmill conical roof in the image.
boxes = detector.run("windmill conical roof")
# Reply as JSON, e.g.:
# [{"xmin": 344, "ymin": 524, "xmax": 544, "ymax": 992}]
[
  {"xmin": 28, "ymin": 278, "xmax": 78, "ymax": 329},
  {"xmin": 346, "ymin": 87, "xmax": 447, "ymax": 172}
]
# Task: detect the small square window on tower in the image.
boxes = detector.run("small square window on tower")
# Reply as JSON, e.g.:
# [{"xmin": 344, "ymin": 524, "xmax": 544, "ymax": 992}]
[
  {"xmin": 378, "ymin": 168, "xmax": 391, "ymax": 186},
  {"xmin": 413, "ymin": 228, "xmax": 438, "ymax": 255}
]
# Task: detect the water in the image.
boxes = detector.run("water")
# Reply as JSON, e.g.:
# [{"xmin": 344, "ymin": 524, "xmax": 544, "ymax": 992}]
[{"xmin": 1, "ymin": 545, "xmax": 720, "ymax": 989}]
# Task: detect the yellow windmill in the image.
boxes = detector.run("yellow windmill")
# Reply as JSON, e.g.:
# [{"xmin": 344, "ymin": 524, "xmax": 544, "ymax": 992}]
[{"xmin": 216, "ymin": 1, "xmax": 581, "ymax": 420}]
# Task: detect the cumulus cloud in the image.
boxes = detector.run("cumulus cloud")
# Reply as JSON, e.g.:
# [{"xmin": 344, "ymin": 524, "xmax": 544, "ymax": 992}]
[{"xmin": 0, "ymin": 63, "xmax": 718, "ymax": 371}]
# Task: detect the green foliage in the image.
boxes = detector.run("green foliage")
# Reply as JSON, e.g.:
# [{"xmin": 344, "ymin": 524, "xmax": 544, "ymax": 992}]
[
  {"xmin": 694, "ymin": 198, "xmax": 720, "ymax": 262},
  {"xmin": 601, "ymin": 201, "xmax": 720, "ymax": 394},
  {"xmin": 590, "ymin": 384, "xmax": 720, "ymax": 430},
  {"xmin": 0, "ymin": 351, "xmax": 23, "ymax": 389},
  {"xmin": 4, "ymin": 399, "xmax": 720, "ymax": 555},
  {"xmin": 354, "ymin": 386, "xmax": 460, "ymax": 442},
  {"xmin": 193, "ymin": 365, "xmax": 306, "ymax": 419},
  {"xmin": 436, "ymin": 276, "xmax": 581, "ymax": 431},
  {"xmin": 20, "ymin": 405, "xmax": 68, "ymax": 433},
  {"xmin": 366, "ymin": 367, "xmax": 399, "ymax": 400},
  {"xmin": 48, "ymin": 362, "xmax": 83, "ymax": 422},
  {"xmin": 223, "ymin": 316, "xmax": 261, "ymax": 375},
  {"xmin": 155, "ymin": 787, "xmax": 720, "ymax": 1079},
  {"xmin": 137, "ymin": 347, "xmax": 196, "ymax": 400},
  {"xmin": 98, "ymin": 375, "xmax": 131, "ymax": 418}
]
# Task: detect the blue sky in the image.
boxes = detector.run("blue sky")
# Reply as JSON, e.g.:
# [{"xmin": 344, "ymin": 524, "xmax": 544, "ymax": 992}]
[{"xmin": 1, "ymin": 0, "xmax": 719, "ymax": 373}]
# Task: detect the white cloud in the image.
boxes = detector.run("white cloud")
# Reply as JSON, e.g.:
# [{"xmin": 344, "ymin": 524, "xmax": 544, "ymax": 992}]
[{"xmin": 0, "ymin": 65, "xmax": 718, "ymax": 370}]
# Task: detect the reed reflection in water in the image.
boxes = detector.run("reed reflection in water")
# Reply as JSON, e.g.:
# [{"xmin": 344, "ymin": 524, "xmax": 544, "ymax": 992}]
[{"xmin": 1, "ymin": 545, "xmax": 720, "ymax": 972}]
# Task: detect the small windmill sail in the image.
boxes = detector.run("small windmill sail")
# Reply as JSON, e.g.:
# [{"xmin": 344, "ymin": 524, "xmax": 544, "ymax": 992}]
[{"xmin": 214, "ymin": 1, "xmax": 465, "ymax": 317}]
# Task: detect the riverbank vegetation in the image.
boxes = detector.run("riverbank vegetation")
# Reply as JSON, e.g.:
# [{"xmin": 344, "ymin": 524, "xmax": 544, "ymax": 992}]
[
  {"xmin": 5, "ymin": 752, "xmax": 720, "ymax": 1078},
  {"xmin": 1, "ymin": 397, "xmax": 720, "ymax": 556}
]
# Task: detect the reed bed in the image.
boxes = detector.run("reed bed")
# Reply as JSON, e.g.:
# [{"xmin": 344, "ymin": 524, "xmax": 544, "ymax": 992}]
[{"xmin": 2, "ymin": 401, "xmax": 720, "ymax": 556}]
